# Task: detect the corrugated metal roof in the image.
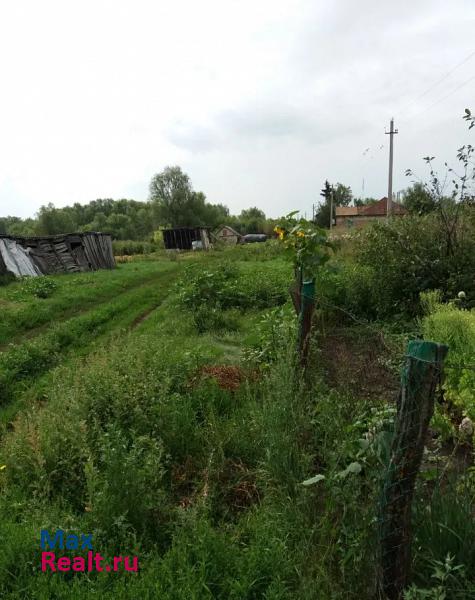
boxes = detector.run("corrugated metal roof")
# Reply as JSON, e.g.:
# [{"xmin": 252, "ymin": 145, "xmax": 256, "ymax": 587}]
[{"xmin": 0, "ymin": 238, "xmax": 41, "ymax": 277}]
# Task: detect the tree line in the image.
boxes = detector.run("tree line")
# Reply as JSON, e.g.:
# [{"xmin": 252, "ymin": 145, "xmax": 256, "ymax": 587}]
[
  {"xmin": 0, "ymin": 164, "xmax": 439, "ymax": 240},
  {"xmin": 0, "ymin": 167, "xmax": 274, "ymax": 240}
]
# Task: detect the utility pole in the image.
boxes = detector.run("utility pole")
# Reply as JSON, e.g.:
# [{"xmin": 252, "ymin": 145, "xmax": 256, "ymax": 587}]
[
  {"xmin": 385, "ymin": 118, "xmax": 398, "ymax": 217},
  {"xmin": 329, "ymin": 185, "xmax": 334, "ymax": 231}
]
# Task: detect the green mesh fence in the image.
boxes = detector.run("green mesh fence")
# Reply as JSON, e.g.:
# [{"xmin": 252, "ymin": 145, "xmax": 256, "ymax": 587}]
[{"xmin": 379, "ymin": 340, "xmax": 448, "ymax": 600}]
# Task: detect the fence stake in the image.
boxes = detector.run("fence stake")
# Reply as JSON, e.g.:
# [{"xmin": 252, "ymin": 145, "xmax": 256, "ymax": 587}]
[
  {"xmin": 298, "ymin": 278, "xmax": 315, "ymax": 366},
  {"xmin": 380, "ymin": 340, "xmax": 448, "ymax": 599},
  {"xmin": 289, "ymin": 266, "xmax": 303, "ymax": 315}
]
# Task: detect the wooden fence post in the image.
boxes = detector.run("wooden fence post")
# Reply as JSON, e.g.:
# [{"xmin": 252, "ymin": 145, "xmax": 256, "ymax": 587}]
[
  {"xmin": 380, "ymin": 340, "xmax": 448, "ymax": 599},
  {"xmin": 297, "ymin": 278, "xmax": 315, "ymax": 366}
]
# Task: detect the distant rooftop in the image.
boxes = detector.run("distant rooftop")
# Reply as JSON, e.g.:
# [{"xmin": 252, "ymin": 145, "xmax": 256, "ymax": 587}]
[{"xmin": 335, "ymin": 197, "xmax": 407, "ymax": 217}]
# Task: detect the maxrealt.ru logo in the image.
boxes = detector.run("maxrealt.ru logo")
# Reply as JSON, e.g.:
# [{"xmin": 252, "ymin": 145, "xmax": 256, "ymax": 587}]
[{"xmin": 40, "ymin": 530, "xmax": 138, "ymax": 573}]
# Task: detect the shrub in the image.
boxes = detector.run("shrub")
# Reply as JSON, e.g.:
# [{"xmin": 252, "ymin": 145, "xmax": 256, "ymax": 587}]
[
  {"xmin": 421, "ymin": 295, "xmax": 475, "ymax": 423},
  {"xmin": 9, "ymin": 275, "xmax": 58, "ymax": 301},
  {"xmin": 353, "ymin": 209, "xmax": 475, "ymax": 318},
  {"xmin": 112, "ymin": 240, "xmax": 156, "ymax": 256},
  {"xmin": 318, "ymin": 262, "xmax": 379, "ymax": 321},
  {"xmin": 177, "ymin": 262, "xmax": 290, "ymax": 332}
]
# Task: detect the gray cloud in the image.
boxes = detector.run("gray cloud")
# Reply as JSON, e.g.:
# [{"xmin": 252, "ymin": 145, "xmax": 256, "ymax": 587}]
[
  {"xmin": 166, "ymin": 101, "xmax": 370, "ymax": 153},
  {"xmin": 1, "ymin": 0, "xmax": 475, "ymax": 218}
]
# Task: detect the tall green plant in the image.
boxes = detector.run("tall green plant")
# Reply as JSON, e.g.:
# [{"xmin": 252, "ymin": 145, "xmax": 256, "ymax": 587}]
[{"xmin": 274, "ymin": 212, "xmax": 334, "ymax": 280}]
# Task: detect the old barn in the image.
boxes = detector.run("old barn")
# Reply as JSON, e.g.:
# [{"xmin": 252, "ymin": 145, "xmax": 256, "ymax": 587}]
[{"xmin": 0, "ymin": 232, "xmax": 115, "ymax": 278}]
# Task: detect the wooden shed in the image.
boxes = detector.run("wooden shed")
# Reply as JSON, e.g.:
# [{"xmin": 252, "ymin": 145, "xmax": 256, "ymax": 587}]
[
  {"xmin": 162, "ymin": 227, "xmax": 211, "ymax": 251},
  {"xmin": 0, "ymin": 232, "xmax": 115, "ymax": 278},
  {"xmin": 214, "ymin": 225, "xmax": 241, "ymax": 245}
]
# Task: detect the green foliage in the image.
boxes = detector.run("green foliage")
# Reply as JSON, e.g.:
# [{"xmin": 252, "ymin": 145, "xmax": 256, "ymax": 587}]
[
  {"xmin": 275, "ymin": 213, "xmax": 334, "ymax": 279},
  {"xmin": 16, "ymin": 276, "xmax": 58, "ymax": 299},
  {"xmin": 231, "ymin": 206, "xmax": 267, "ymax": 234},
  {"xmin": 318, "ymin": 262, "xmax": 380, "ymax": 320},
  {"xmin": 243, "ymin": 305, "xmax": 296, "ymax": 367},
  {"xmin": 0, "ymin": 250, "xmax": 473, "ymax": 598},
  {"xmin": 404, "ymin": 554, "xmax": 468, "ymax": 599},
  {"xmin": 352, "ymin": 209, "xmax": 475, "ymax": 318},
  {"xmin": 403, "ymin": 183, "xmax": 437, "ymax": 215},
  {"xmin": 112, "ymin": 239, "xmax": 157, "ymax": 255},
  {"xmin": 421, "ymin": 295, "xmax": 475, "ymax": 422},
  {"xmin": 177, "ymin": 261, "xmax": 290, "ymax": 333},
  {"xmin": 0, "ymin": 265, "xmax": 180, "ymax": 405},
  {"xmin": 35, "ymin": 199, "xmax": 155, "ymax": 239},
  {"xmin": 218, "ymin": 239, "xmax": 283, "ymax": 262},
  {"xmin": 0, "ymin": 294, "xmax": 328, "ymax": 598},
  {"xmin": 409, "ymin": 480, "xmax": 475, "ymax": 598},
  {"xmin": 315, "ymin": 180, "xmax": 352, "ymax": 228},
  {"xmin": 0, "ymin": 261, "xmax": 178, "ymax": 346},
  {"xmin": 149, "ymin": 165, "xmax": 229, "ymax": 229}
]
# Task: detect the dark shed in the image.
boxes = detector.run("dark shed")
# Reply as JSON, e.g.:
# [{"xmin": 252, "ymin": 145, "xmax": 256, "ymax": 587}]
[{"xmin": 162, "ymin": 227, "xmax": 211, "ymax": 251}]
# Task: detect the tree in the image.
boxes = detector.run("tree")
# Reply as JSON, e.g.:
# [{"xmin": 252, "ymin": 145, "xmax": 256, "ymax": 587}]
[
  {"xmin": 405, "ymin": 108, "xmax": 475, "ymax": 257},
  {"xmin": 315, "ymin": 181, "xmax": 353, "ymax": 228},
  {"xmin": 333, "ymin": 183, "xmax": 352, "ymax": 207},
  {"xmin": 201, "ymin": 202, "xmax": 230, "ymax": 229},
  {"xmin": 36, "ymin": 203, "xmax": 76, "ymax": 235},
  {"xmin": 149, "ymin": 166, "xmax": 230, "ymax": 229},
  {"xmin": 402, "ymin": 183, "xmax": 436, "ymax": 215},
  {"xmin": 232, "ymin": 207, "xmax": 267, "ymax": 234},
  {"xmin": 354, "ymin": 197, "xmax": 378, "ymax": 207},
  {"xmin": 314, "ymin": 181, "xmax": 332, "ymax": 228},
  {"xmin": 149, "ymin": 166, "xmax": 195, "ymax": 227}
]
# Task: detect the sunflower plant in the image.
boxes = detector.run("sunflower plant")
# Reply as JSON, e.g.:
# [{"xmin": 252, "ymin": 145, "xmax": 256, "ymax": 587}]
[{"xmin": 274, "ymin": 212, "xmax": 334, "ymax": 280}]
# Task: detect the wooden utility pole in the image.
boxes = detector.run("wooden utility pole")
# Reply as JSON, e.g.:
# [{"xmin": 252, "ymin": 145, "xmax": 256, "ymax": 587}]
[
  {"xmin": 329, "ymin": 186, "xmax": 334, "ymax": 230},
  {"xmin": 385, "ymin": 118, "xmax": 398, "ymax": 217}
]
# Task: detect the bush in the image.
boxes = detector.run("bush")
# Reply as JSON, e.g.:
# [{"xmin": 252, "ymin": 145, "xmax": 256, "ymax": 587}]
[
  {"xmin": 177, "ymin": 261, "xmax": 290, "ymax": 333},
  {"xmin": 318, "ymin": 262, "xmax": 379, "ymax": 321},
  {"xmin": 421, "ymin": 294, "xmax": 475, "ymax": 424},
  {"xmin": 112, "ymin": 240, "xmax": 156, "ymax": 256},
  {"xmin": 352, "ymin": 209, "xmax": 475, "ymax": 318},
  {"xmin": 10, "ymin": 276, "xmax": 58, "ymax": 299}
]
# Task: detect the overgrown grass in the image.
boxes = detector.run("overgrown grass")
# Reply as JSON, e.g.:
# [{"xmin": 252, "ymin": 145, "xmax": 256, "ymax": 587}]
[
  {"xmin": 0, "ymin": 261, "xmax": 179, "ymax": 345},
  {"xmin": 0, "ymin": 251, "xmax": 473, "ymax": 599},
  {"xmin": 0, "ymin": 253, "xmax": 378, "ymax": 599},
  {"xmin": 0, "ymin": 265, "xmax": 181, "ymax": 409}
]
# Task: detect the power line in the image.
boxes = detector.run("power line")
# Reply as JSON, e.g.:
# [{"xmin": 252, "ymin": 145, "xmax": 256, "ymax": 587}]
[
  {"xmin": 422, "ymin": 73, "xmax": 475, "ymax": 111},
  {"xmin": 397, "ymin": 49, "xmax": 475, "ymax": 117},
  {"xmin": 402, "ymin": 73, "xmax": 475, "ymax": 123}
]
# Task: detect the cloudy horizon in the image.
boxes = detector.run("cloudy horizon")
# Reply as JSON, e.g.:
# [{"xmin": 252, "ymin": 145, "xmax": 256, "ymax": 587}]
[{"xmin": 0, "ymin": 0, "xmax": 474, "ymax": 220}]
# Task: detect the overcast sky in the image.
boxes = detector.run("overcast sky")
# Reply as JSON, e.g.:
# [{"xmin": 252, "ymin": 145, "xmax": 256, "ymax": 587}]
[{"xmin": 0, "ymin": 0, "xmax": 474, "ymax": 219}]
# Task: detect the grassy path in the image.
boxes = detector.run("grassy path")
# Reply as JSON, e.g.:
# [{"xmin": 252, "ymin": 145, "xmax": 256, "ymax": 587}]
[
  {"xmin": 0, "ymin": 261, "xmax": 178, "ymax": 346},
  {"xmin": 0, "ymin": 264, "xmax": 182, "ymax": 421}
]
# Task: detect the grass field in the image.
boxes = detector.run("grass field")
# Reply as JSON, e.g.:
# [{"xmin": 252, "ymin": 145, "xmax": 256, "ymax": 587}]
[{"xmin": 0, "ymin": 247, "xmax": 473, "ymax": 599}]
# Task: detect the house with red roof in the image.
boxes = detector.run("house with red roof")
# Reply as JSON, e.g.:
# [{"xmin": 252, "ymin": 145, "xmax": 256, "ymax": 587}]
[{"xmin": 335, "ymin": 197, "xmax": 407, "ymax": 228}]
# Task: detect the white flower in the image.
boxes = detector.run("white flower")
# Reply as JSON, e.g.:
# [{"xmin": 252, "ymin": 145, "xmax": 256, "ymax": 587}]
[
  {"xmin": 458, "ymin": 291, "xmax": 466, "ymax": 299},
  {"xmin": 459, "ymin": 416, "xmax": 474, "ymax": 437}
]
